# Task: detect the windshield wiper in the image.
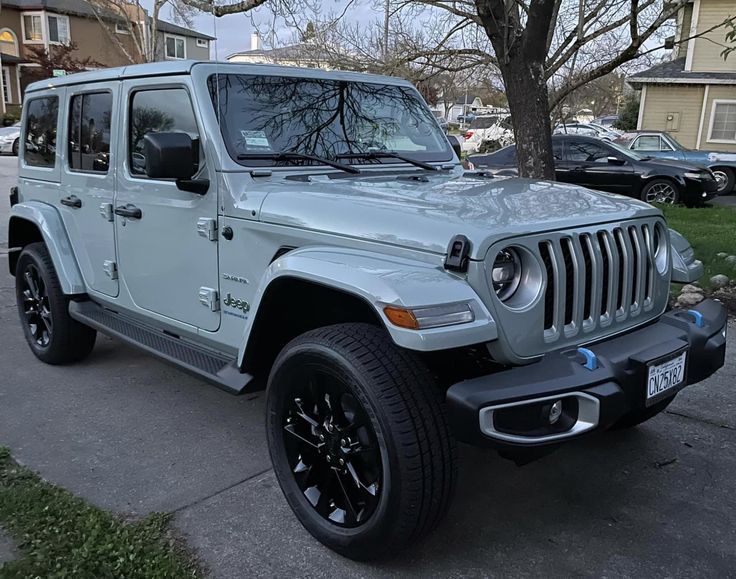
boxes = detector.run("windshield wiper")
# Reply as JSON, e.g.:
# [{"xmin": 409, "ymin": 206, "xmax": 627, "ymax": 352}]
[
  {"xmin": 336, "ymin": 151, "xmax": 441, "ymax": 171},
  {"xmin": 236, "ymin": 152, "xmax": 361, "ymax": 174}
]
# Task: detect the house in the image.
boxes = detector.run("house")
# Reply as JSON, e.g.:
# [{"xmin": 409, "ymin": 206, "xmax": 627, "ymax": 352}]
[
  {"xmin": 434, "ymin": 95, "xmax": 484, "ymax": 123},
  {"xmin": 0, "ymin": 0, "xmax": 213, "ymax": 116},
  {"xmin": 627, "ymin": 0, "xmax": 736, "ymax": 151},
  {"xmin": 227, "ymin": 33, "xmax": 331, "ymax": 69}
]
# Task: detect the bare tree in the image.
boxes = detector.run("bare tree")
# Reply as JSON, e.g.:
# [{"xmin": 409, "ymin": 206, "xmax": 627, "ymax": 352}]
[{"xmin": 394, "ymin": 0, "xmax": 735, "ymax": 179}]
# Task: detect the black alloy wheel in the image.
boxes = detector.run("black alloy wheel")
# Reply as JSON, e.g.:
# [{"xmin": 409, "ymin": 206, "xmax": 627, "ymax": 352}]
[
  {"xmin": 20, "ymin": 263, "xmax": 53, "ymax": 348},
  {"xmin": 281, "ymin": 366, "xmax": 381, "ymax": 527},
  {"xmin": 267, "ymin": 323, "xmax": 457, "ymax": 560}
]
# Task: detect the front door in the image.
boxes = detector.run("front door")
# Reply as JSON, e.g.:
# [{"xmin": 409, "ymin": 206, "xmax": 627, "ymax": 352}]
[
  {"xmin": 60, "ymin": 83, "xmax": 118, "ymax": 297},
  {"xmin": 114, "ymin": 81, "xmax": 220, "ymax": 331}
]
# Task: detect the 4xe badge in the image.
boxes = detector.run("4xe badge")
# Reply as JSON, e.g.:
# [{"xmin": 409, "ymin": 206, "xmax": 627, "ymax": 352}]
[{"xmin": 223, "ymin": 293, "xmax": 250, "ymax": 313}]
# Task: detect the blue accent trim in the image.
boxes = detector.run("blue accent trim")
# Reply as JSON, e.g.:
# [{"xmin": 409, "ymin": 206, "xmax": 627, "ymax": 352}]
[
  {"xmin": 577, "ymin": 347, "xmax": 598, "ymax": 371},
  {"xmin": 686, "ymin": 309, "xmax": 704, "ymax": 328}
]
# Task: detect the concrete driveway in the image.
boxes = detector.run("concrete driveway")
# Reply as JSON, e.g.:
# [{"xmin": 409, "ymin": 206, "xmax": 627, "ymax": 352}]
[{"xmin": 1, "ymin": 155, "xmax": 735, "ymax": 577}]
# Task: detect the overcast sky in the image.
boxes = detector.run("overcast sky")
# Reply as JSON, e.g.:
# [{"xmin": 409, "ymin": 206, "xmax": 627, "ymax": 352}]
[{"xmin": 149, "ymin": 1, "xmax": 380, "ymax": 60}]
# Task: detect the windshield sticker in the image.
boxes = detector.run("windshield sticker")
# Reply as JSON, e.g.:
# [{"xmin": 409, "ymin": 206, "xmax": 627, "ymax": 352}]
[{"xmin": 239, "ymin": 130, "xmax": 272, "ymax": 150}]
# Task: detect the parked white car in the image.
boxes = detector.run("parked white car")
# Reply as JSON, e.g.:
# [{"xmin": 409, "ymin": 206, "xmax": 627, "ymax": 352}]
[
  {"xmin": 461, "ymin": 115, "xmax": 514, "ymax": 153},
  {"xmin": 0, "ymin": 122, "xmax": 21, "ymax": 156}
]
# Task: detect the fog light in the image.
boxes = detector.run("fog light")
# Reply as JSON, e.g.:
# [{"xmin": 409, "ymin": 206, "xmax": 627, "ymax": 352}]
[
  {"xmin": 549, "ymin": 400, "xmax": 563, "ymax": 424},
  {"xmin": 702, "ymin": 192, "xmax": 707, "ymax": 198}
]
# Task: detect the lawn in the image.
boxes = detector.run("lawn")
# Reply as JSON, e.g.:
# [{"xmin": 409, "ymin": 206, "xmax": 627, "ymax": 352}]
[
  {"xmin": 0, "ymin": 447, "xmax": 200, "ymax": 579},
  {"xmin": 660, "ymin": 204, "xmax": 736, "ymax": 287}
]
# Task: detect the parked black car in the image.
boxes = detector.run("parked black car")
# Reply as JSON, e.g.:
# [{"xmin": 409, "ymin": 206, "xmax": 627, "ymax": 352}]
[{"xmin": 469, "ymin": 135, "xmax": 719, "ymax": 206}]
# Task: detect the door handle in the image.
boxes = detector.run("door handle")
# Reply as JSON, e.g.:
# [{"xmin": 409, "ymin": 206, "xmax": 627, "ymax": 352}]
[
  {"xmin": 114, "ymin": 204, "xmax": 142, "ymax": 219},
  {"xmin": 61, "ymin": 195, "xmax": 82, "ymax": 208}
]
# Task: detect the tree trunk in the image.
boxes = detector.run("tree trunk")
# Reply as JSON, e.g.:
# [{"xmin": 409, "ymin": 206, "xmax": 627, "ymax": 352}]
[{"xmin": 498, "ymin": 56, "xmax": 555, "ymax": 180}]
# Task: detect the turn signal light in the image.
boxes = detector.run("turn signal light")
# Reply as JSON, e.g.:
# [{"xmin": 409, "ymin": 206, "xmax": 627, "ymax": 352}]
[{"xmin": 383, "ymin": 307, "xmax": 419, "ymax": 329}]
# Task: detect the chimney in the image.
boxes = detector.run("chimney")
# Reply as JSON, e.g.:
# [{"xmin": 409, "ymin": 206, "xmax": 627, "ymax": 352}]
[{"xmin": 250, "ymin": 32, "xmax": 262, "ymax": 51}]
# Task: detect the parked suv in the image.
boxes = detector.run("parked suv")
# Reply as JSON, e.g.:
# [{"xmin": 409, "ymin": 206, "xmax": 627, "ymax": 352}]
[{"xmin": 7, "ymin": 62, "xmax": 727, "ymax": 560}]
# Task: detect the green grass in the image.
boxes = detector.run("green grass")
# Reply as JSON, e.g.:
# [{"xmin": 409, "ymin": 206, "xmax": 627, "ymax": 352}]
[
  {"xmin": 660, "ymin": 204, "xmax": 736, "ymax": 288},
  {"xmin": 0, "ymin": 447, "xmax": 200, "ymax": 579}
]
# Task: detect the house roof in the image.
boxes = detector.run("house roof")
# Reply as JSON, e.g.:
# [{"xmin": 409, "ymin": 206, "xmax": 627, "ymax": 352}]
[
  {"xmin": 1, "ymin": 0, "xmax": 214, "ymax": 40},
  {"xmin": 628, "ymin": 57, "xmax": 736, "ymax": 85},
  {"xmin": 454, "ymin": 95, "xmax": 481, "ymax": 105},
  {"xmin": 227, "ymin": 42, "xmax": 330, "ymax": 62}
]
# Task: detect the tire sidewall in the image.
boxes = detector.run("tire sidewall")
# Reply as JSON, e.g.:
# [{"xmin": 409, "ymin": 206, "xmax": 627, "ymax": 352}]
[
  {"xmin": 713, "ymin": 168, "xmax": 735, "ymax": 194},
  {"xmin": 266, "ymin": 342, "xmax": 405, "ymax": 556},
  {"xmin": 15, "ymin": 244, "xmax": 68, "ymax": 362},
  {"xmin": 12, "ymin": 138, "xmax": 19, "ymax": 156}
]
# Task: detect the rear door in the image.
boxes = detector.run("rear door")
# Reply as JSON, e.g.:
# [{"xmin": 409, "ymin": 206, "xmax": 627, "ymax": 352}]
[
  {"xmin": 60, "ymin": 83, "xmax": 118, "ymax": 297},
  {"xmin": 114, "ymin": 79, "xmax": 220, "ymax": 331}
]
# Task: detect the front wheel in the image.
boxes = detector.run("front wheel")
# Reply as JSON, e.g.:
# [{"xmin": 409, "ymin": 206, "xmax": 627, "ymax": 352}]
[
  {"xmin": 15, "ymin": 242, "xmax": 97, "ymax": 364},
  {"xmin": 712, "ymin": 167, "xmax": 735, "ymax": 195},
  {"xmin": 641, "ymin": 179, "xmax": 679, "ymax": 205},
  {"xmin": 266, "ymin": 323, "xmax": 457, "ymax": 560},
  {"xmin": 12, "ymin": 138, "xmax": 19, "ymax": 156}
]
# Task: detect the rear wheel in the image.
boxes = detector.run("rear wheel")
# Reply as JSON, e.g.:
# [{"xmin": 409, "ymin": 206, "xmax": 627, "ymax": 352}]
[
  {"xmin": 15, "ymin": 242, "xmax": 96, "ymax": 364},
  {"xmin": 266, "ymin": 323, "xmax": 456, "ymax": 560},
  {"xmin": 641, "ymin": 179, "xmax": 679, "ymax": 205},
  {"xmin": 712, "ymin": 167, "xmax": 735, "ymax": 195}
]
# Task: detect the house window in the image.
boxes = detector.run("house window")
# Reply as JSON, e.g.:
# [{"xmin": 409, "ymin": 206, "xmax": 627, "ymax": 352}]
[
  {"xmin": 22, "ymin": 14, "xmax": 43, "ymax": 42},
  {"xmin": 196, "ymin": 38, "xmax": 208, "ymax": 48},
  {"xmin": 2, "ymin": 67, "xmax": 11, "ymax": 104},
  {"xmin": 0, "ymin": 28, "xmax": 19, "ymax": 56},
  {"xmin": 115, "ymin": 22, "xmax": 131, "ymax": 34},
  {"xmin": 165, "ymin": 35, "xmax": 186, "ymax": 59},
  {"xmin": 47, "ymin": 14, "xmax": 70, "ymax": 44},
  {"xmin": 709, "ymin": 101, "xmax": 736, "ymax": 143}
]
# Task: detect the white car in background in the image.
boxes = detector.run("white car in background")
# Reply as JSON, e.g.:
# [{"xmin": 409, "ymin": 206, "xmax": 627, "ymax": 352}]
[
  {"xmin": 553, "ymin": 122, "xmax": 619, "ymax": 141},
  {"xmin": 461, "ymin": 115, "xmax": 514, "ymax": 153},
  {"xmin": 0, "ymin": 122, "xmax": 21, "ymax": 156}
]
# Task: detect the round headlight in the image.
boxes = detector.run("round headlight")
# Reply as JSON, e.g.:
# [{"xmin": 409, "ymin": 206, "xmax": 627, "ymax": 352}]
[{"xmin": 491, "ymin": 247, "xmax": 522, "ymax": 301}]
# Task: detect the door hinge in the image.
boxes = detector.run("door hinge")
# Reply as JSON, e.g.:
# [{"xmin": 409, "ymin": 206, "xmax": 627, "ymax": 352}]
[
  {"xmin": 99, "ymin": 202, "xmax": 114, "ymax": 222},
  {"xmin": 103, "ymin": 260, "xmax": 118, "ymax": 280},
  {"xmin": 198, "ymin": 287, "xmax": 219, "ymax": 312},
  {"xmin": 197, "ymin": 218, "xmax": 218, "ymax": 241}
]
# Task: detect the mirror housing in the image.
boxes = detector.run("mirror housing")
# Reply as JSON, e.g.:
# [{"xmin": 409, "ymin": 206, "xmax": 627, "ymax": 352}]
[
  {"xmin": 143, "ymin": 132, "xmax": 198, "ymax": 180},
  {"xmin": 447, "ymin": 135, "xmax": 462, "ymax": 160},
  {"xmin": 607, "ymin": 156, "xmax": 625, "ymax": 165}
]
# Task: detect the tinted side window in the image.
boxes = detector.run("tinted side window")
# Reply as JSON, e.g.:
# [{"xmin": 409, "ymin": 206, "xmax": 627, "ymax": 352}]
[
  {"xmin": 493, "ymin": 145, "xmax": 517, "ymax": 165},
  {"xmin": 632, "ymin": 136, "xmax": 661, "ymax": 151},
  {"xmin": 69, "ymin": 92, "xmax": 113, "ymax": 173},
  {"xmin": 24, "ymin": 96, "xmax": 59, "ymax": 168},
  {"xmin": 567, "ymin": 141, "xmax": 609, "ymax": 163},
  {"xmin": 129, "ymin": 88, "xmax": 199, "ymax": 176},
  {"xmin": 552, "ymin": 140, "xmax": 564, "ymax": 160}
]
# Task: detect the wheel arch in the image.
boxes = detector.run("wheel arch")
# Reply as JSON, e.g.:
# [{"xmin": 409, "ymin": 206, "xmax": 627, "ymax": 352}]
[
  {"xmin": 237, "ymin": 247, "xmax": 496, "ymax": 376},
  {"xmin": 8, "ymin": 202, "xmax": 86, "ymax": 294}
]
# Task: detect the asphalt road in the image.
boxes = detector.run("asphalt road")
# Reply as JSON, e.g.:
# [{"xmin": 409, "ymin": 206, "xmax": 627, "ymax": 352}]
[{"xmin": 0, "ymin": 154, "xmax": 735, "ymax": 577}]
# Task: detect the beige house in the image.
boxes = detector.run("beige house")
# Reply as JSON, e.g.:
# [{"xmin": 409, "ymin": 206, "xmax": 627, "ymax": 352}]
[
  {"xmin": 227, "ymin": 33, "xmax": 330, "ymax": 69},
  {"xmin": 0, "ymin": 0, "xmax": 213, "ymax": 116},
  {"xmin": 628, "ymin": 0, "xmax": 736, "ymax": 151}
]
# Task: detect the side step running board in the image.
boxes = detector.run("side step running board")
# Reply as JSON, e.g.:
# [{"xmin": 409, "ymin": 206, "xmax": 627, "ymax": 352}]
[{"xmin": 69, "ymin": 301, "xmax": 253, "ymax": 395}]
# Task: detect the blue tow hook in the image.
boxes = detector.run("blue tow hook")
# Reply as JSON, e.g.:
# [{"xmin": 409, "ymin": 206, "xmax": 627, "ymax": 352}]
[
  {"xmin": 686, "ymin": 309, "xmax": 704, "ymax": 328},
  {"xmin": 577, "ymin": 347, "xmax": 598, "ymax": 371}
]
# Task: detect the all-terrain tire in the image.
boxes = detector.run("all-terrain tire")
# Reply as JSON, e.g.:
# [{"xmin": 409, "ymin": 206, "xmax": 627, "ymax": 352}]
[
  {"xmin": 15, "ymin": 242, "xmax": 97, "ymax": 364},
  {"xmin": 611, "ymin": 397, "xmax": 675, "ymax": 429},
  {"xmin": 266, "ymin": 323, "xmax": 457, "ymax": 560}
]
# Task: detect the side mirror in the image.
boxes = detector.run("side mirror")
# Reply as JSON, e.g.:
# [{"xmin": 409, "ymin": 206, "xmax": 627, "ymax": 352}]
[
  {"xmin": 143, "ymin": 132, "xmax": 198, "ymax": 179},
  {"xmin": 607, "ymin": 156, "xmax": 625, "ymax": 165},
  {"xmin": 447, "ymin": 135, "xmax": 462, "ymax": 159}
]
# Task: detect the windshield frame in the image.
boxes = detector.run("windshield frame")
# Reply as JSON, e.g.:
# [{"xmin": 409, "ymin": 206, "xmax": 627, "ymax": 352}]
[{"xmin": 207, "ymin": 73, "xmax": 454, "ymax": 171}]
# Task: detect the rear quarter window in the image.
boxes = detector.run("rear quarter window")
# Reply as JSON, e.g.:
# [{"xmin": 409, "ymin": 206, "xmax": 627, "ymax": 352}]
[{"xmin": 24, "ymin": 96, "xmax": 59, "ymax": 168}]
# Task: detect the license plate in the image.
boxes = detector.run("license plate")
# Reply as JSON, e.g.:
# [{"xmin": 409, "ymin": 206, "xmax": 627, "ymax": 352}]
[{"xmin": 646, "ymin": 351, "xmax": 687, "ymax": 405}]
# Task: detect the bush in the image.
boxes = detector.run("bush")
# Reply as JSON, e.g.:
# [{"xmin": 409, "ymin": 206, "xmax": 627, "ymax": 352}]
[{"xmin": 614, "ymin": 95, "xmax": 639, "ymax": 131}]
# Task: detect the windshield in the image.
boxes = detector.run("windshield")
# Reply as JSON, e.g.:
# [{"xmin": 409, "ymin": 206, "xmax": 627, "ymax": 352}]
[
  {"xmin": 663, "ymin": 133, "xmax": 686, "ymax": 150},
  {"xmin": 209, "ymin": 74, "xmax": 452, "ymax": 167},
  {"xmin": 606, "ymin": 140, "xmax": 645, "ymax": 161}
]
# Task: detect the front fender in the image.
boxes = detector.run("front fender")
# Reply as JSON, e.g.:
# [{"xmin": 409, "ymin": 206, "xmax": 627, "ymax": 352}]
[
  {"xmin": 669, "ymin": 228, "xmax": 703, "ymax": 284},
  {"xmin": 8, "ymin": 202, "xmax": 85, "ymax": 294},
  {"xmin": 238, "ymin": 246, "xmax": 497, "ymax": 365}
]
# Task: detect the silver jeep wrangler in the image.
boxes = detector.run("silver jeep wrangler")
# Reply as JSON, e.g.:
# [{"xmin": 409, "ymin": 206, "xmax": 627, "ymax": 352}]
[{"xmin": 7, "ymin": 61, "xmax": 727, "ymax": 560}]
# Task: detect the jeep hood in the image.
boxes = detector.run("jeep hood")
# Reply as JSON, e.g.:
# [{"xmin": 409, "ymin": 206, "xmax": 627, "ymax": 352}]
[{"xmin": 252, "ymin": 173, "xmax": 661, "ymax": 259}]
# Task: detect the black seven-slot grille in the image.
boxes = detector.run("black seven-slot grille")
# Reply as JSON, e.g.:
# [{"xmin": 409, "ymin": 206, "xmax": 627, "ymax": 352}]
[{"xmin": 538, "ymin": 222, "xmax": 658, "ymax": 343}]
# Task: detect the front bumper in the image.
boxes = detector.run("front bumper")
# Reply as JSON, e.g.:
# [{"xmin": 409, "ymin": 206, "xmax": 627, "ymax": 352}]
[
  {"xmin": 682, "ymin": 176, "xmax": 719, "ymax": 202},
  {"xmin": 447, "ymin": 299, "xmax": 728, "ymax": 449}
]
